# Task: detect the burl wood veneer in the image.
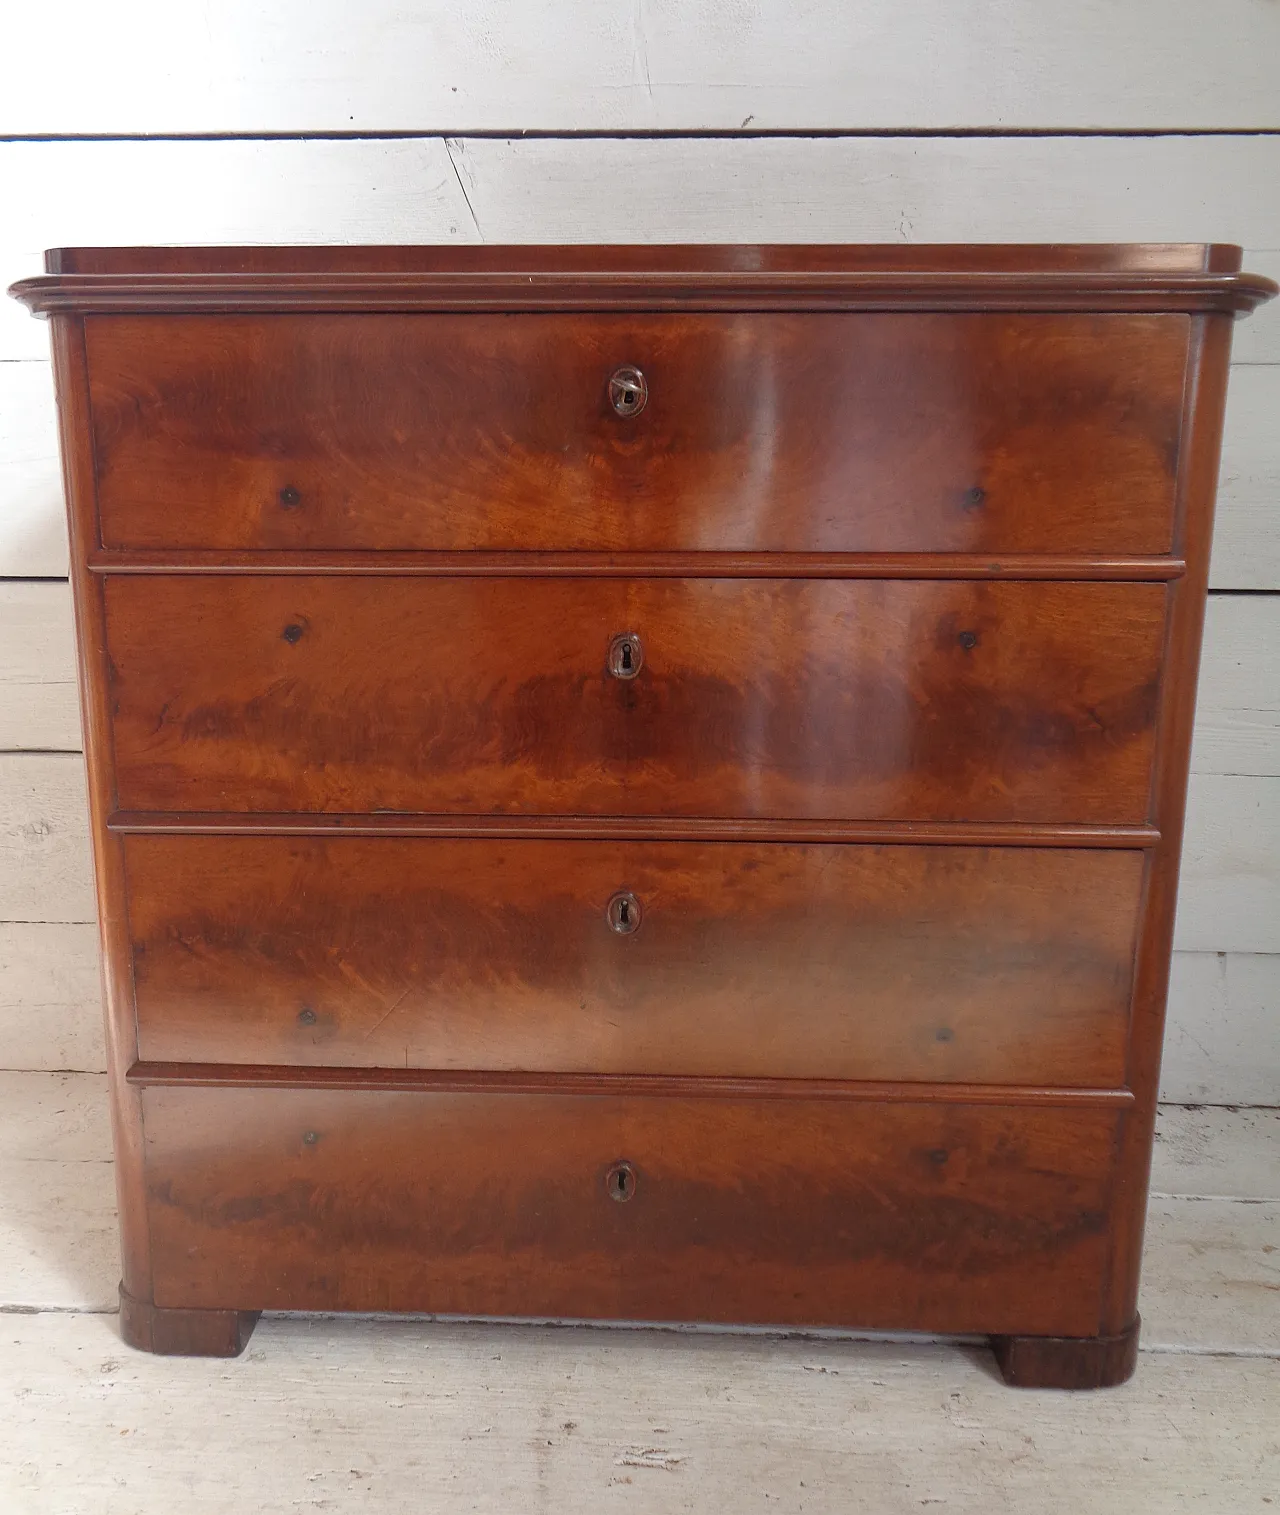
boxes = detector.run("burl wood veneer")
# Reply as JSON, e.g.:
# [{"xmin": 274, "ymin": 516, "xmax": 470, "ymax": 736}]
[{"xmin": 11, "ymin": 243, "xmax": 1275, "ymax": 1388}]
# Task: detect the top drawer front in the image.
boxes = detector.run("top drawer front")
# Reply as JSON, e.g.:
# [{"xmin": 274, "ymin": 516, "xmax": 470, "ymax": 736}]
[{"xmin": 86, "ymin": 313, "xmax": 1187, "ymax": 554}]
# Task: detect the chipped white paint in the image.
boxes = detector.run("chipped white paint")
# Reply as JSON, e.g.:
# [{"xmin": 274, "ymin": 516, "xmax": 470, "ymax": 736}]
[
  {"xmin": 0, "ymin": 580, "xmax": 79, "ymax": 750},
  {"xmin": 0, "ymin": 924, "xmax": 103, "ymax": 1073},
  {"xmin": 1152, "ymin": 1105, "xmax": 1280, "ymax": 1201},
  {"xmin": 4, "ymin": 0, "xmax": 1280, "ymax": 135},
  {"xmin": 0, "ymin": 754, "xmax": 95, "ymax": 923},
  {"xmin": 1162, "ymin": 953, "xmax": 1280, "ymax": 1106}
]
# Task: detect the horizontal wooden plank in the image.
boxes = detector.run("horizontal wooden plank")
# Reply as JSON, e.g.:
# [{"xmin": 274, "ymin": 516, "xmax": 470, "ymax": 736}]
[
  {"xmin": 3, "ymin": 137, "xmax": 1280, "ymax": 362},
  {"xmin": 4, "ymin": 0, "xmax": 1280, "ymax": 134},
  {"xmin": 0, "ymin": 359, "xmax": 66, "ymax": 576},
  {"xmin": 1190, "ymin": 593, "xmax": 1280, "ymax": 776},
  {"xmin": 1177, "ymin": 773, "xmax": 1280, "ymax": 954},
  {"xmin": 0, "ymin": 754, "xmax": 95, "ymax": 924},
  {"xmin": 1162, "ymin": 952, "xmax": 1280, "ymax": 1106},
  {"xmin": 0, "ymin": 1073, "xmax": 116, "ymax": 1310},
  {"xmin": 1152, "ymin": 1106, "xmax": 1280, "ymax": 1200},
  {"xmin": 0, "ymin": 580, "xmax": 79, "ymax": 750},
  {"xmin": 0, "ymin": 1070, "xmax": 110, "ymax": 1163},
  {"xmin": 0, "ymin": 923, "xmax": 102, "ymax": 1073},
  {"xmin": 0, "ymin": 1317, "xmax": 1276, "ymax": 1515},
  {"xmin": 1231, "ymin": 249, "xmax": 1280, "ymax": 364},
  {"xmin": 1141, "ymin": 1197, "xmax": 1280, "ymax": 1354},
  {"xmin": 449, "ymin": 134, "xmax": 1280, "ymax": 261},
  {"xmin": 1208, "ymin": 365, "xmax": 1280, "ymax": 591},
  {"xmin": 2, "ymin": 354, "xmax": 1278, "ymax": 586}
]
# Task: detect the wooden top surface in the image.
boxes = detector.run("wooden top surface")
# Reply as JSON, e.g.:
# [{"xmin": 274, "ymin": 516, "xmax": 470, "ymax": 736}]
[{"xmin": 9, "ymin": 243, "xmax": 1276, "ymax": 314}]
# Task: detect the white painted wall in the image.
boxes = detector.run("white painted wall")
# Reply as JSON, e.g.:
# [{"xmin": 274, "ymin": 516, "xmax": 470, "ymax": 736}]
[{"xmin": 0, "ymin": 4, "xmax": 1276, "ymax": 1102}]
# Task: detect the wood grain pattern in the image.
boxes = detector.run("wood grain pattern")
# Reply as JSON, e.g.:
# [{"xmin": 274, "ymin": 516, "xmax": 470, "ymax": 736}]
[
  {"xmin": 104, "ymin": 576, "xmax": 1168, "ymax": 822},
  {"xmin": 14, "ymin": 244, "xmax": 1271, "ymax": 1378},
  {"xmin": 123, "ymin": 835, "xmax": 1143, "ymax": 1085},
  {"xmin": 83, "ymin": 310, "xmax": 1191, "ymax": 553},
  {"xmin": 141, "ymin": 1084, "xmax": 1118, "ymax": 1336}
]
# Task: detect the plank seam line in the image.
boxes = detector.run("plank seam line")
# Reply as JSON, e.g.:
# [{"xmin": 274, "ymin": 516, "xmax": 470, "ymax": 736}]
[
  {"xmin": 4, "ymin": 127, "xmax": 1280, "ymax": 144},
  {"xmin": 0, "ymin": 1305, "xmax": 1275, "ymax": 1360},
  {"xmin": 1148, "ymin": 1192, "xmax": 1275, "ymax": 1204}
]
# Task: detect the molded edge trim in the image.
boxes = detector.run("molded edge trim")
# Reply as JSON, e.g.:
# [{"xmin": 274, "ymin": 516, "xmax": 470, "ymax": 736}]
[
  {"xmin": 10, "ymin": 268, "xmax": 1279, "ymax": 315},
  {"xmin": 127, "ymin": 1061, "xmax": 1137, "ymax": 1106},
  {"xmin": 85, "ymin": 552, "xmax": 1189, "ymax": 580},
  {"xmin": 107, "ymin": 813, "xmax": 1161, "ymax": 846}
]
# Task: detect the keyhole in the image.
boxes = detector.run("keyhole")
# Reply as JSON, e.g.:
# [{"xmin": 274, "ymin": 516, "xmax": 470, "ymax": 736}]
[
  {"xmin": 607, "ymin": 632, "xmax": 644, "ymax": 680},
  {"xmin": 607, "ymin": 891, "xmax": 642, "ymax": 934},
  {"xmin": 606, "ymin": 1161, "xmax": 637, "ymax": 1202},
  {"xmin": 608, "ymin": 365, "xmax": 648, "ymax": 417}
]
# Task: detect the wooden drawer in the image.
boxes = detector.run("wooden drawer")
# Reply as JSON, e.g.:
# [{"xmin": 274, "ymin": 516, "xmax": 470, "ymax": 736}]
[
  {"xmin": 142, "ymin": 1083, "xmax": 1118, "ymax": 1336},
  {"xmin": 86, "ymin": 312, "xmax": 1187, "ymax": 554},
  {"xmin": 105, "ymin": 576, "xmax": 1166, "ymax": 822},
  {"xmin": 126, "ymin": 835, "xmax": 1142, "ymax": 1085}
]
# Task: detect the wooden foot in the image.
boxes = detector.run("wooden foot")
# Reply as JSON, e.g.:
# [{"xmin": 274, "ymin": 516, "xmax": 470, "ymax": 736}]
[
  {"xmin": 118, "ymin": 1283, "xmax": 260, "ymax": 1357},
  {"xmin": 990, "ymin": 1315, "xmax": 1140, "ymax": 1389}
]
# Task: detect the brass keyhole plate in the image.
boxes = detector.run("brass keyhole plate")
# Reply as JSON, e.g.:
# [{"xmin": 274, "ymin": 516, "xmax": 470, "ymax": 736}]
[
  {"xmin": 608, "ymin": 365, "xmax": 648, "ymax": 417},
  {"xmin": 607, "ymin": 632, "xmax": 644, "ymax": 680},
  {"xmin": 606, "ymin": 890, "xmax": 642, "ymax": 935},
  {"xmin": 605, "ymin": 1160, "xmax": 638, "ymax": 1202}
]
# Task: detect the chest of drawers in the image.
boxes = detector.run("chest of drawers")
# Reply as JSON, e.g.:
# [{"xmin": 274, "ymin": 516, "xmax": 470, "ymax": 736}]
[{"xmin": 12, "ymin": 243, "xmax": 1275, "ymax": 1387}]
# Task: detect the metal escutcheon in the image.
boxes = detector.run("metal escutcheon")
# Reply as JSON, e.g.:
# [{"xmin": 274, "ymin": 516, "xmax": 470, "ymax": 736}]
[
  {"xmin": 608, "ymin": 365, "xmax": 648, "ymax": 417},
  {"xmin": 605, "ymin": 1161, "xmax": 638, "ymax": 1202},
  {"xmin": 607, "ymin": 632, "xmax": 644, "ymax": 680},
  {"xmin": 606, "ymin": 891, "xmax": 642, "ymax": 935}
]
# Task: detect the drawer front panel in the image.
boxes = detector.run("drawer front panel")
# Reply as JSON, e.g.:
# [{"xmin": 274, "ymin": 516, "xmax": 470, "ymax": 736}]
[
  {"xmin": 87, "ymin": 312, "xmax": 1186, "ymax": 554},
  {"xmin": 143, "ymin": 1086, "xmax": 1117, "ymax": 1335},
  {"xmin": 106, "ymin": 577, "xmax": 1166, "ymax": 822},
  {"xmin": 127, "ymin": 836, "xmax": 1141, "ymax": 1085}
]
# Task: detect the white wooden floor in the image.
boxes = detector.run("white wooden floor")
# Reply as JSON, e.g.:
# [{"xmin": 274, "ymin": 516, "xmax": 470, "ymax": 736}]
[{"xmin": 0, "ymin": 1075, "xmax": 1276, "ymax": 1513}]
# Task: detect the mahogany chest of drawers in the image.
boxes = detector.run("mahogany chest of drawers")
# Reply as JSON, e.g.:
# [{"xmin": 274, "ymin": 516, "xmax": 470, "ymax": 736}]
[{"xmin": 12, "ymin": 244, "xmax": 1275, "ymax": 1387}]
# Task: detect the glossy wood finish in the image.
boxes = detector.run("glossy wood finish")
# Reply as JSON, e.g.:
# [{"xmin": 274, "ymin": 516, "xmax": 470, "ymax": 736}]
[
  {"xmin": 991, "ymin": 1316, "xmax": 1141, "ymax": 1390},
  {"xmin": 126, "ymin": 1063, "xmax": 1136, "ymax": 1107},
  {"xmin": 85, "ymin": 312, "xmax": 1188, "ymax": 554},
  {"xmin": 12, "ymin": 242, "xmax": 1276, "ymax": 316},
  {"xmin": 16, "ymin": 245, "xmax": 1273, "ymax": 1384},
  {"xmin": 87, "ymin": 549, "xmax": 1189, "ymax": 580},
  {"xmin": 1101, "ymin": 312, "xmax": 1237, "ymax": 1339},
  {"xmin": 141, "ymin": 1085, "xmax": 1119, "ymax": 1336},
  {"xmin": 118, "ymin": 1283, "xmax": 259, "ymax": 1358},
  {"xmin": 109, "ymin": 813, "xmax": 1161, "ymax": 847},
  {"xmin": 35, "ymin": 243, "xmax": 1261, "ymax": 275},
  {"xmin": 124, "ymin": 836, "xmax": 1143, "ymax": 1084},
  {"xmin": 105, "ymin": 576, "xmax": 1167, "ymax": 821},
  {"xmin": 48, "ymin": 318, "xmax": 154, "ymax": 1306}
]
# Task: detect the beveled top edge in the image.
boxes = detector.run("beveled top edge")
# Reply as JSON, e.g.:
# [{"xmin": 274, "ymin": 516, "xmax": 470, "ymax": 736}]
[
  {"xmin": 40, "ymin": 242, "xmax": 1244, "ymax": 276},
  {"xmin": 10, "ymin": 246, "xmax": 1276, "ymax": 316}
]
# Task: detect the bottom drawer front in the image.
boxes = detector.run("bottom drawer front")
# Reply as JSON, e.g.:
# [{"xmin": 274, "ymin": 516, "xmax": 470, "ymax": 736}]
[{"xmin": 144, "ymin": 1087, "xmax": 1117, "ymax": 1336}]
